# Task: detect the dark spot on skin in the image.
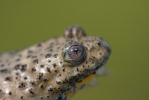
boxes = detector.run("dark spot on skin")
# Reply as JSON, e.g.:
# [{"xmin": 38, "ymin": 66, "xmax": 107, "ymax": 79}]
[
  {"xmin": 46, "ymin": 67, "xmax": 51, "ymax": 73},
  {"xmin": 0, "ymin": 69, "xmax": 8, "ymax": 73},
  {"xmin": 40, "ymin": 84, "xmax": 44, "ymax": 88},
  {"xmin": 46, "ymin": 95, "xmax": 50, "ymax": 98},
  {"xmin": 56, "ymin": 81, "xmax": 61, "ymax": 84},
  {"xmin": 14, "ymin": 64, "xmax": 20, "ymax": 70},
  {"xmin": 45, "ymin": 53, "xmax": 51, "ymax": 58},
  {"xmin": 40, "ymin": 65, "xmax": 44, "ymax": 68},
  {"xmin": 76, "ymin": 68, "xmax": 79, "ymax": 71},
  {"xmin": 77, "ymin": 73, "xmax": 80, "ymax": 76},
  {"xmin": 30, "ymin": 81, "xmax": 36, "ymax": 86},
  {"xmin": 72, "ymin": 76, "xmax": 76, "ymax": 79},
  {"xmin": 37, "ymin": 73, "xmax": 43, "ymax": 80},
  {"xmin": 48, "ymin": 87, "xmax": 53, "ymax": 92},
  {"xmin": 29, "ymin": 88, "xmax": 34, "ymax": 95},
  {"xmin": 15, "ymin": 58, "xmax": 20, "ymax": 62},
  {"xmin": 43, "ymin": 78, "xmax": 48, "ymax": 81},
  {"xmin": 53, "ymin": 54, "xmax": 58, "ymax": 58},
  {"xmin": 31, "ymin": 68, "xmax": 36, "ymax": 72},
  {"xmin": 40, "ymin": 96, "xmax": 43, "ymax": 99},
  {"xmin": 98, "ymin": 42, "xmax": 101, "ymax": 46},
  {"xmin": 28, "ymin": 50, "xmax": 33, "ymax": 53},
  {"xmin": 48, "ymin": 60, "xmax": 51, "ymax": 62},
  {"xmin": 18, "ymin": 82, "xmax": 25, "ymax": 88},
  {"xmin": 59, "ymin": 89, "xmax": 63, "ymax": 93},
  {"xmin": 86, "ymin": 43, "xmax": 89, "ymax": 46},
  {"xmin": 48, "ymin": 49, "xmax": 53, "ymax": 52},
  {"xmin": 32, "ymin": 56, "xmax": 37, "ymax": 58},
  {"xmin": 62, "ymin": 68, "xmax": 65, "ymax": 72},
  {"xmin": 62, "ymin": 81, "xmax": 66, "ymax": 84},
  {"xmin": 92, "ymin": 56, "xmax": 95, "ymax": 59},
  {"xmin": 33, "ymin": 59, "xmax": 38, "ymax": 64},
  {"xmin": 57, "ymin": 87, "xmax": 61, "ymax": 90},
  {"xmin": 20, "ymin": 64, "xmax": 27, "ymax": 71},
  {"xmin": 46, "ymin": 46, "xmax": 51, "ymax": 50},
  {"xmin": 8, "ymin": 91, "xmax": 12, "ymax": 95},
  {"xmin": 53, "ymin": 63, "xmax": 56, "ymax": 68},
  {"xmin": 57, "ymin": 47, "xmax": 60, "ymax": 49},
  {"xmin": 59, "ymin": 73, "xmax": 61, "ymax": 76},
  {"xmin": 0, "ymin": 64, "xmax": 4, "ymax": 67},
  {"xmin": 54, "ymin": 70, "xmax": 58, "ymax": 73},
  {"xmin": 67, "ymin": 88, "xmax": 71, "ymax": 91},
  {"xmin": 24, "ymin": 77, "xmax": 27, "ymax": 80},
  {"xmin": 37, "ymin": 43, "xmax": 42, "ymax": 47},
  {"xmin": 14, "ymin": 70, "xmax": 20, "ymax": 75},
  {"xmin": 20, "ymin": 96, "xmax": 23, "ymax": 99},
  {"xmin": 27, "ymin": 55, "xmax": 31, "ymax": 58},
  {"xmin": 5, "ymin": 77, "xmax": 11, "ymax": 81}
]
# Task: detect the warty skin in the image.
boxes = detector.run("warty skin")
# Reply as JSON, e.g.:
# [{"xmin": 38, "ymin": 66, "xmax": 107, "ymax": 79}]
[{"xmin": 0, "ymin": 26, "xmax": 111, "ymax": 100}]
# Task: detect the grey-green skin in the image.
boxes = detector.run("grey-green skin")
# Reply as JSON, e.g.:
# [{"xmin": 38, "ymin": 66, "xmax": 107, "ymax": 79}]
[{"xmin": 0, "ymin": 26, "xmax": 111, "ymax": 100}]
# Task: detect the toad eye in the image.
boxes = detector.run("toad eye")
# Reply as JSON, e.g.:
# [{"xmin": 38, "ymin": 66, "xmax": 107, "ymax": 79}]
[
  {"xmin": 67, "ymin": 46, "xmax": 83, "ymax": 59},
  {"xmin": 63, "ymin": 45, "xmax": 86, "ymax": 66}
]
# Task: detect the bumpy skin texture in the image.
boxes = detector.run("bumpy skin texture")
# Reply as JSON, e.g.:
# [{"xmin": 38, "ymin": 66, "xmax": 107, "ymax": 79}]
[{"xmin": 0, "ymin": 26, "xmax": 111, "ymax": 100}]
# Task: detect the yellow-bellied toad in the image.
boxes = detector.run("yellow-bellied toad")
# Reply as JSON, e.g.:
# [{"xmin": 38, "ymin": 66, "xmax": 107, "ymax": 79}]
[{"xmin": 0, "ymin": 26, "xmax": 111, "ymax": 100}]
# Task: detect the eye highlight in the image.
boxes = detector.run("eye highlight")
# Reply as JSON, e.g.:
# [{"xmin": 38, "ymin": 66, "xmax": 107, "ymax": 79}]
[{"xmin": 63, "ymin": 45, "xmax": 86, "ymax": 66}]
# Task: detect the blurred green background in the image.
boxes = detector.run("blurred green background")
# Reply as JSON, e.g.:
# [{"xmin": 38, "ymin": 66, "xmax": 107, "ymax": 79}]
[{"xmin": 0, "ymin": 0, "xmax": 149, "ymax": 100}]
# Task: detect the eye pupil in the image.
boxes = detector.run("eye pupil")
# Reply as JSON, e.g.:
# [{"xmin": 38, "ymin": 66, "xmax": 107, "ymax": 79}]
[
  {"xmin": 73, "ymin": 48, "xmax": 79, "ymax": 53},
  {"xmin": 67, "ymin": 46, "xmax": 83, "ymax": 59}
]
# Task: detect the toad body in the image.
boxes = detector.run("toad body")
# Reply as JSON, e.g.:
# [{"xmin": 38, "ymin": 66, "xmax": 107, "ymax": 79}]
[{"xmin": 0, "ymin": 26, "xmax": 111, "ymax": 100}]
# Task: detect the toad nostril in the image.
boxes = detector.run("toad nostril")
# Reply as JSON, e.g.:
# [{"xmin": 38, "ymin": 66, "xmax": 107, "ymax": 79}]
[{"xmin": 98, "ymin": 41, "xmax": 103, "ymax": 46}]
